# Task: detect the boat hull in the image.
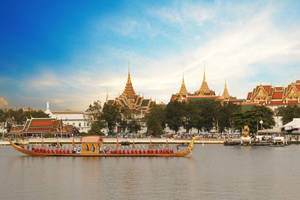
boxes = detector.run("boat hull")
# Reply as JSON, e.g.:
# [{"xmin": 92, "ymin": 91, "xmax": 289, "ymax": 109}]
[{"xmin": 8, "ymin": 139, "xmax": 197, "ymax": 157}]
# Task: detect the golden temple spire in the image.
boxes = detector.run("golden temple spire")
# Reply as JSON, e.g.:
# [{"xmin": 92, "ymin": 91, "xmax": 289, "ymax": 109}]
[
  {"xmin": 221, "ymin": 80, "xmax": 230, "ymax": 99},
  {"xmin": 203, "ymin": 65, "xmax": 206, "ymax": 82},
  {"xmin": 121, "ymin": 63, "xmax": 136, "ymax": 99},
  {"xmin": 178, "ymin": 73, "xmax": 188, "ymax": 96},
  {"xmin": 105, "ymin": 89, "xmax": 109, "ymax": 102},
  {"xmin": 195, "ymin": 66, "xmax": 211, "ymax": 96}
]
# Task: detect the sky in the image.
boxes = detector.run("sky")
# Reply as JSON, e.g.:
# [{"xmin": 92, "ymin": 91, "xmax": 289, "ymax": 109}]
[{"xmin": 0, "ymin": 0, "xmax": 300, "ymax": 110}]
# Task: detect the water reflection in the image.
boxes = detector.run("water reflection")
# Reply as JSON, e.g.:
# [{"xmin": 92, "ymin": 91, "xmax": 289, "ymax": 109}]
[{"xmin": 1, "ymin": 145, "xmax": 300, "ymax": 200}]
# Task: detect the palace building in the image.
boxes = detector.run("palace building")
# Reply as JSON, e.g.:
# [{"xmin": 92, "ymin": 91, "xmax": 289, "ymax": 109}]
[
  {"xmin": 45, "ymin": 102, "xmax": 91, "ymax": 133},
  {"xmin": 106, "ymin": 68, "xmax": 155, "ymax": 117},
  {"xmin": 246, "ymin": 80, "xmax": 300, "ymax": 110},
  {"xmin": 171, "ymin": 70, "xmax": 243, "ymax": 104}
]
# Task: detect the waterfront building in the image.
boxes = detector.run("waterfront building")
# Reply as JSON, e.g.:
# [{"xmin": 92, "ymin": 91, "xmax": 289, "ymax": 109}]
[
  {"xmin": 105, "ymin": 67, "xmax": 155, "ymax": 118},
  {"xmin": 45, "ymin": 102, "xmax": 91, "ymax": 133},
  {"xmin": 246, "ymin": 80, "xmax": 300, "ymax": 111}
]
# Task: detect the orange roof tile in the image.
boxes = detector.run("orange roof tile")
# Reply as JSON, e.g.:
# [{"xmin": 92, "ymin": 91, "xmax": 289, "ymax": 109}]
[
  {"xmin": 272, "ymin": 92, "xmax": 283, "ymax": 99},
  {"xmin": 288, "ymin": 100, "xmax": 299, "ymax": 104}
]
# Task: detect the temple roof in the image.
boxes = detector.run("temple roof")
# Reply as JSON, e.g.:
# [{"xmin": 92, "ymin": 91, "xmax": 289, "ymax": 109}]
[
  {"xmin": 121, "ymin": 68, "xmax": 137, "ymax": 99},
  {"xmin": 247, "ymin": 80, "xmax": 300, "ymax": 104},
  {"xmin": 178, "ymin": 74, "xmax": 188, "ymax": 96},
  {"xmin": 221, "ymin": 81, "xmax": 230, "ymax": 99},
  {"xmin": 195, "ymin": 70, "xmax": 212, "ymax": 96}
]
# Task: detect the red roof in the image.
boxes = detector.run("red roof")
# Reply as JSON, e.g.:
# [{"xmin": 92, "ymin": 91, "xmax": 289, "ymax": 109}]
[
  {"xmin": 10, "ymin": 118, "xmax": 72, "ymax": 135},
  {"xmin": 288, "ymin": 100, "xmax": 299, "ymax": 104},
  {"xmin": 272, "ymin": 92, "xmax": 283, "ymax": 99},
  {"xmin": 296, "ymin": 85, "xmax": 300, "ymax": 91},
  {"xmin": 259, "ymin": 101, "xmax": 266, "ymax": 105},
  {"xmin": 30, "ymin": 120, "xmax": 54, "ymax": 127},
  {"xmin": 269, "ymin": 100, "xmax": 283, "ymax": 105},
  {"xmin": 274, "ymin": 87, "xmax": 283, "ymax": 91},
  {"xmin": 263, "ymin": 86, "xmax": 271, "ymax": 95},
  {"xmin": 247, "ymin": 92, "xmax": 252, "ymax": 100}
]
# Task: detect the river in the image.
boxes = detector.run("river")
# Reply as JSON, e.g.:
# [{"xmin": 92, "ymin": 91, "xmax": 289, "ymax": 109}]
[{"xmin": 1, "ymin": 144, "xmax": 300, "ymax": 200}]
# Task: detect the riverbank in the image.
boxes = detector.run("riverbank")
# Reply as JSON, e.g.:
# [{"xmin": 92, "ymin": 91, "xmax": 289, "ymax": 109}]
[{"xmin": 0, "ymin": 137, "xmax": 224, "ymax": 146}]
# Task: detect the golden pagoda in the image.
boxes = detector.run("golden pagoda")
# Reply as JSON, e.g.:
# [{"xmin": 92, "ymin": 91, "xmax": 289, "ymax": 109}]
[
  {"xmin": 121, "ymin": 67, "xmax": 137, "ymax": 100},
  {"xmin": 221, "ymin": 81, "xmax": 230, "ymax": 99},
  {"xmin": 106, "ymin": 64, "xmax": 155, "ymax": 115},
  {"xmin": 178, "ymin": 73, "xmax": 188, "ymax": 96},
  {"xmin": 194, "ymin": 69, "xmax": 215, "ymax": 96}
]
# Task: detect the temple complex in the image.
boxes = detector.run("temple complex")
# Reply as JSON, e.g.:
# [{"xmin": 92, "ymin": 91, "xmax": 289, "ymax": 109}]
[
  {"xmin": 246, "ymin": 80, "xmax": 300, "ymax": 110},
  {"xmin": 106, "ymin": 67, "xmax": 155, "ymax": 116},
  {"xmin": 171, "ymin": 70, "xmax": 242, "ymax": 104}
]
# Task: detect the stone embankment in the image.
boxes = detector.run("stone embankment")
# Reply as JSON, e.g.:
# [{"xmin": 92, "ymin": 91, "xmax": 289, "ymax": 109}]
[{"xmin": 0, "ymin": 137, "xmax": 224, "ymax": 145}]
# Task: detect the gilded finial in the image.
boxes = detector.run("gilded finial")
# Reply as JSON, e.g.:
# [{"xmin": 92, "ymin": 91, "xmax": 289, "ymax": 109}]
[
  {"xmin": 128, "ymin": 61, "xmax": 130, "ymax": 75},
  {"xmin": 203, "ymin": 64, "xmax": 206, "ymax": 82},
  {"xmin": 106, "ymin": 88, "xmax": 109, "ymax": 102}
]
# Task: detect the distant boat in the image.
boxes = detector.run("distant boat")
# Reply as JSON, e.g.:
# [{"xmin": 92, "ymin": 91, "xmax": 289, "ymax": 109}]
[{"xmin": 8, "ymin": 136, "xmax": 200, "ymax": 158}]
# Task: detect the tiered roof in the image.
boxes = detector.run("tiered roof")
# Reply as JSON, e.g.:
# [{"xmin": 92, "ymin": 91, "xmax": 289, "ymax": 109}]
[
  {"xmin": 194, "ymin": 70, "xmax": 215, "ymax": 96},
  {"xmin": 9, "ymin": 118, "xmax": 73, "ymax": 135},
  {"xmin": 121, "ymin": 69, "xmax": 137, "ymax": 100},
  {"xmin": 106, "ymin": 66, "xmax": 155, "ymax": 115},
  {"xmin": 247, "ymin": 80, "xmax": 300, "ymax": 105},
  {"xmin": 171, "ymin": 69, "xmax": 238, "ymax": 103},
  {"xmin": 221, "ymin": 81, "xmax": 230, "ymax": 100},
  {"xmin": 178, "ymin": 74, "xmax": 188, "ymax": 96}
]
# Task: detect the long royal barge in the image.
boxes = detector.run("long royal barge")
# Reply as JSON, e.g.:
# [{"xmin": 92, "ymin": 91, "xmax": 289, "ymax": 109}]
[{"xmin": 9, "ymin": 136, "xmax": 200, "ymax": 157}]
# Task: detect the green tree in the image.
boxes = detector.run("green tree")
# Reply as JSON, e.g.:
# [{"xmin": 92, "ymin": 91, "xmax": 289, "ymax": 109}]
[
  {"xmin": 144, "ymin": 104, "xmax": 166, "ymax": 136},
  {"xmin": 188, "ymin": 99, "xmax": 219, "ymax": 132},
  {"xmin": 0, "ymin": 109, "xmax": 49, "ymax": 124},
  {"xmin": 119, "ymin": 119, "xmax": 128, "ymax": 133},
  {"xmin": 101, "ymin": 103, "xmax": 121, "ymax": 134},
  {"xmin": 276, "ymin": 104, "xmax": 300, "ymax": 124},
  {"xmin": 88, "ymin": 117, "xmax": 105, "ymax": 135},
  {"xmin": 216, "ymin": 102, "xmax": 240, "ymax": 133},
  {"xmin": 86, "ymin": 100, "xmax": 102, "ymax": 119},
  {"xmin": 232, "ymin": 105, "xmax": 275, "ymax": 134},
  {"xmin": 182, "ymin": 102, "xmax": 194, "ymax": 133},
  {"xmin": 165, "ymin": 101, "xmax": 185, "ymax": 133},
  {"xmin": 128, "ymin": 119, "xmax": 141, "ymax": 133}
]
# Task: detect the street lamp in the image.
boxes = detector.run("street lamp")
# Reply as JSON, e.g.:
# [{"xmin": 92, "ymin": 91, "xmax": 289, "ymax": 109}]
[{"xmin": 259, "ymin": 120, "xmax": 263, "ymax": 130}]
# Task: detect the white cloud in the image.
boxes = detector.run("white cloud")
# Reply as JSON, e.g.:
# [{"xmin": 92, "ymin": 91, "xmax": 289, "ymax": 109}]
[
  {"xmin": 29, "ymin": 72, "xmax": 61, "ymax": 89},
  {"xmin": 21, "ymin": 2, "xmax": 300, "ymax": 110}
]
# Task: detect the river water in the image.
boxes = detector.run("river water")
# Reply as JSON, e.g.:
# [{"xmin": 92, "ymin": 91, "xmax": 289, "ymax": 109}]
[{"xmin": 1, "ymin": 144, "xmax": 300, "ymax": 200}]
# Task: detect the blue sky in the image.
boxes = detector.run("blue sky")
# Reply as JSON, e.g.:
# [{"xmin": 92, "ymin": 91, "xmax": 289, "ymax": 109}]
[{"xmin": 0, "ymin": 0, "xmax": 300, "ymax": 110}]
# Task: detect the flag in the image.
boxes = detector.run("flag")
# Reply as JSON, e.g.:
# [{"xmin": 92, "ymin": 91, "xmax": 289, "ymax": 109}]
[
  {"xmin": 116, "ymin": 138, "xmax": 119, "ymax": 149},
  {"xmin": 149, "ymin": 137, "xmax": 152, "ymax": 149},
  {"xmin": 72, "ymin": 137, "xmax": 75, "ymax": 148}
]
